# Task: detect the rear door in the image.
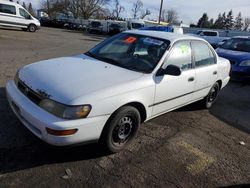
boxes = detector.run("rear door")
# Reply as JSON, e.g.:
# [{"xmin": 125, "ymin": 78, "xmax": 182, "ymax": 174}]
[
  {"xmin": 191, "ymin": 41, "xmax": 218, "ymax": 100},
  {"xmin": 152, "ymin": 41, "xmax": 196, "ymax": 116}
]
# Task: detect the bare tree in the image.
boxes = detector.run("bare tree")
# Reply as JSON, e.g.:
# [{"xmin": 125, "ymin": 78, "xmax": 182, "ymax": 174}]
[
  {"xmin": 41, "ymin": 0, "xmax": 110, "ymax": 19},
  {"xmin": 165, "ymin": 8, "xmax": 179, "ymax": 24},
  {"xmin": 140, "ymin": 8, "xmax": 151, "ymax": 19},
  {"xmin": 131, "ymin": 0, "xmax": 143, "ymax": 19},
  {"xmin": 77, "ymin": 0, "xmax": 110, "ymax": 19},
  {"xmin": 112, "ymin": 0, "xmax": 125, "ymax": 19},
  {"xmin": 67, "ymin": 0, "xmax": 80, "ymax": 19},
  {"xmin": 243, "ymin": 17, "xmax": 250, "ymax": 31}
]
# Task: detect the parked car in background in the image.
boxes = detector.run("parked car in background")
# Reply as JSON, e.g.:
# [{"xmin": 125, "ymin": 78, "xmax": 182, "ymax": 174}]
[
  {"xmin": 6, "ymin": 30, "xmax": 230, "ymax": 153},
  {"xmin": 88, "ymin": 21, "xmax": 103, "ymax": 33},
  {"xmin": 127, "ymin": 19, "xmax": 145, "ymax": 30},
  {"xmin": 216, "ymin": 36, "xmax": 250, "ymax": 81},
  {"xmin": 0, "ymin": 0, "xmax": 40, "ymax": 32},
  {"xmin": 140, "ymin": 25, "xmax": 184, "ymax": 34},
  {"xmin": 193, "ymin": 30, "xmax": 229, "ymax": 48},
  {"xmin": 108, "ymin": 23, "xmax": 123, "ymax": 35}
]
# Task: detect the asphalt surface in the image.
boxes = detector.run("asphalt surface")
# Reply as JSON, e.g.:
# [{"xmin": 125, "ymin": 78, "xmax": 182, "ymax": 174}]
[{"xmin": 0, "ymin": 27, "xmax": 249, "ymax": 187}]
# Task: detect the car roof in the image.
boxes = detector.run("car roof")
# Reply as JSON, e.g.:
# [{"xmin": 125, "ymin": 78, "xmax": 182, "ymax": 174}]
[
  {"xmin": 0, "ymin": 0, "xmax": 21, "ymax": 7},
  {"xmin": 124, "ymin": 30, "xmax": 204, "ymax": 43}
]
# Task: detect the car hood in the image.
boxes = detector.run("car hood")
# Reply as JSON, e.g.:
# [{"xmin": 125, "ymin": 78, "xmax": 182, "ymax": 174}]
[
  {"xmin": 19, "ymin": 54, "xmax": 144, "ymax": 104},
  {"xmin": 216, "ymin": 48, "xmax": 250, "ymax": 62}
]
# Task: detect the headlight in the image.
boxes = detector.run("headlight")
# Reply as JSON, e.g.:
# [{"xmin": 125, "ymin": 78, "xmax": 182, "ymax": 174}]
[
  {"xmin": 239, "ymin": 60, "xmax": 250, "ymax": 66},
  {"xmin": 39, "ymin": 99, "xmax": 91, "ymax": 119}
]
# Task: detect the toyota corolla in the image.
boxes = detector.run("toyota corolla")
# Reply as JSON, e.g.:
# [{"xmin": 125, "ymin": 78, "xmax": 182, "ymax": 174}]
[{"xmin": 6, "ymin": 30, "xmax": 231, "ymax": 153}]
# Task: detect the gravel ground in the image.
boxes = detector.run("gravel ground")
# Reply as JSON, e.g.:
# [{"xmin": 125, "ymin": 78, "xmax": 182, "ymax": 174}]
[{"xmin": 0, "ymin": 27, "xmax": 249, "ymax": 187}]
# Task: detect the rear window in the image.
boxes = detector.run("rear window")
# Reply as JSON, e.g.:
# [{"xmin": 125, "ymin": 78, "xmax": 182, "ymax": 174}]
[
  {"xmin": 0, "ymin": 4, "xmax": 16, "ymax": 15},
  {"xmin": 203, "ymin": 32, "xmax": 217, "ymax": 36},
  {"xmin": 220, "ymin": 38, "xmax": 250, "ymax": 53}
]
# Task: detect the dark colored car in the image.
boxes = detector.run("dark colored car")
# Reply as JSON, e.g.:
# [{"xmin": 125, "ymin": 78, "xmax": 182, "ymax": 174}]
[
  {"xmin": 216, "ymin": 36, "xmax": 250, "ymax": 81},
  {"xmin": 109, "ymin": 23, "xmax": 123, "ymax": 35},
  {"xmin": 89, "ymin": 21, "xmax": 103, "ymax": 34}
]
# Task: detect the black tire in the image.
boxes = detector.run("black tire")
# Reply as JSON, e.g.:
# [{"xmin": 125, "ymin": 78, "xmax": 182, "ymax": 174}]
[
  {"xmin": 21, "ymin": 28, "xmax": 28, "ymax": 31},
  {"xmin": 28, "ymin": 24, "xmax": 37, "ymax": 32},
  {"xmin": 100, "ymin": 106, "xmax": 141, "ymax": 153},
  {"xmin": 202, "ymin": 82, "xmax": 220, "ymax": 109}
]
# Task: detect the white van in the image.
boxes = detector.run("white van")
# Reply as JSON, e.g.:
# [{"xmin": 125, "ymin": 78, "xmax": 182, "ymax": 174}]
[{"xmin": 0, "ymin": 0, "xmax": 40, "ymax": 32}]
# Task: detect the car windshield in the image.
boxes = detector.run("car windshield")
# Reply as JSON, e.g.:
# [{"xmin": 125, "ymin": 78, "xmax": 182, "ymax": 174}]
[
  {"xmin": 87, "ymin": 33, "xmax": 170, "ymax": 73},
  {"xmin": 220, "ymin": 38, "xmax": 250, "ymax": 53}
]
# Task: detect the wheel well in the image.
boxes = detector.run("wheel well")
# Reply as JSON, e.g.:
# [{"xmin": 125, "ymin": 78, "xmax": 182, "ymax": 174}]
[
  {"xmin": 28, "ymin": 24, "xmax": 37, "ymax": 28},
  {"xmin": 122, "ymin": 102, "xmax": 147, "ymax": 123},
  {"xmin": 217, "ymin": 80, "xmax": 222, "ymax": 89}
]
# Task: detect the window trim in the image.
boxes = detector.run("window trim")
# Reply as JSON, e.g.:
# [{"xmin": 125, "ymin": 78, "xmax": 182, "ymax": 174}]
[
  {"xmin": 191, "ymin": 40, "xmax": 217, "ymax": 69},
  {"xmin": 161, "ymin": 40, "xmax": 194, "ymax": 72}
]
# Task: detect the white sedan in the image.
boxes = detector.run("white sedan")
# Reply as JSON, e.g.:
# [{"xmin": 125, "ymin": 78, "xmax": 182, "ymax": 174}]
[{"xmin": 6, "ymin": 30, "xmax": 230, "ymax": 153}]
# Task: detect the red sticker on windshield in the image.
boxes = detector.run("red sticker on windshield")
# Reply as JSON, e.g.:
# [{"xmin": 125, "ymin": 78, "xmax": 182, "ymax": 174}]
[{"xmin": 124, "ymin": 37, "xmax": 137, "ymax": 44}]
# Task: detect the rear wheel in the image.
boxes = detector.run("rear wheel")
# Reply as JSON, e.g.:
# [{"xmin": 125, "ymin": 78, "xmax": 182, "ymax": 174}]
[
  {"xmin": 202, "ymin": 82, "xmax": 220, "ymax": 109},
  {"xmin": 100, "ymin": 106, "xmax": 141, "ymax": 153},
  {"xmin": 28, "ymin": 24, "xmax": 37, "ymax": 32}
]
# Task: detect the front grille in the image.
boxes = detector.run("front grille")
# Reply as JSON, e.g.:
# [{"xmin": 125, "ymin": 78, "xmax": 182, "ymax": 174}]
[{"xmin": 17, "ymin": 79, "xmax": 43, "ymax": 105}]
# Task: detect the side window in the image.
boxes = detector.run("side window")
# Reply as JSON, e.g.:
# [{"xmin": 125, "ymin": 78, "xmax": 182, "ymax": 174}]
[
  {"xmin": 0, "ymin": 4, "xmax": 16, "ymax": 15},
  {"xmin": 19, "ymin": 8, "xmax": 30, "ymax": 19},
  {"xmin": 164, "ymin": 41, "xmax": 192, "ymax": 71},
  {"xmin": 192, "ymin": 41, "xmax": 216, "ymax": 67}
]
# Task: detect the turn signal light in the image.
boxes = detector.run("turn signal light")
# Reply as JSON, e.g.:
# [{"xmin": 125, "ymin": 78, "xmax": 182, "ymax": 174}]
[{"xmin": 46, "ymin": 127, "xmax": 78, "ymax": 136}]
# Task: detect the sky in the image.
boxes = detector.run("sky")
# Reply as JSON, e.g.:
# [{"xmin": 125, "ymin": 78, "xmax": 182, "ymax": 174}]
[{"xmin": 22, "ymin": 0, "xmax": 250, "ymax": 24}]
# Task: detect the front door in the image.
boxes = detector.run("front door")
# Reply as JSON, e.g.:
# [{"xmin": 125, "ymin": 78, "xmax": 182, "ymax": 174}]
[{"xmin": 152, "ymin": 41, "xmax": 195, "ymax": 116}]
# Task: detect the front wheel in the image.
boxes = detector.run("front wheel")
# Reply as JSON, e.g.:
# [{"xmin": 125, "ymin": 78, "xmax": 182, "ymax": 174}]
[
  {"xmin": 28, "ymin": 24, "xmax": 37, "ymax": 32},
  {"xmin": 100, "ymin": 106, "xmax": 141, "ymax": 153},
  {"xmin": 202, "ymin": 82, "xmax": 220, "ymax": 109}
]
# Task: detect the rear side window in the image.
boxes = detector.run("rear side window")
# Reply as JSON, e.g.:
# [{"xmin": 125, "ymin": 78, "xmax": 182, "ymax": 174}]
[
  {"xmin": 192, "ymin": 41, "xmax": 216, "ymax": 67},
  {"xmin": 203, "ymin": 32, "xmax": 217, "ymax": 36},
  {"xmin": 164, "ymin": 41, "xmax": 192, "ymax": 71},
  {"xmin": 0, "ymin": 4, "xmax": 16, "ymax": 15}
]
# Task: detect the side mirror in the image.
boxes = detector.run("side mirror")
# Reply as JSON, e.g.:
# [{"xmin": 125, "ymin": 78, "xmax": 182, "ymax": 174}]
[
  {"xmin": 164, "ymin": 65, "xmax": 181, "ymax": 76},
  {"xmin": 26, "ymin": 15, "xmax": 32, "ymax": 19}
]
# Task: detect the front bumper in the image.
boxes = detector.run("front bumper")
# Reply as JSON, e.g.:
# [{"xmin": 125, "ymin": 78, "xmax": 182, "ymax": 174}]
[{"xmin": 6, "ymin": 80, "xmax": 109, "ymax": 146}]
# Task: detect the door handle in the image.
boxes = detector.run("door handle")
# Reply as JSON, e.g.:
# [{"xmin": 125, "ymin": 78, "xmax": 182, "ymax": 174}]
[
  {"xmin": 213, "ymin": 71, "xmax": 217, "ymax": 75},
  {"xmin": 188, "ymin": 77, "xmax": 195, "ymax": 82}
]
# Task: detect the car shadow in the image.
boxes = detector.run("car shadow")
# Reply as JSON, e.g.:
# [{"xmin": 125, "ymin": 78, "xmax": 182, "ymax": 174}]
[
  {"xmin": 177, "ymin": 81, "xmax": 250, "ymax": 134},
  {"xmin": 0, "ymin": 87, "xmax": 109, "ymax": 175}
]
